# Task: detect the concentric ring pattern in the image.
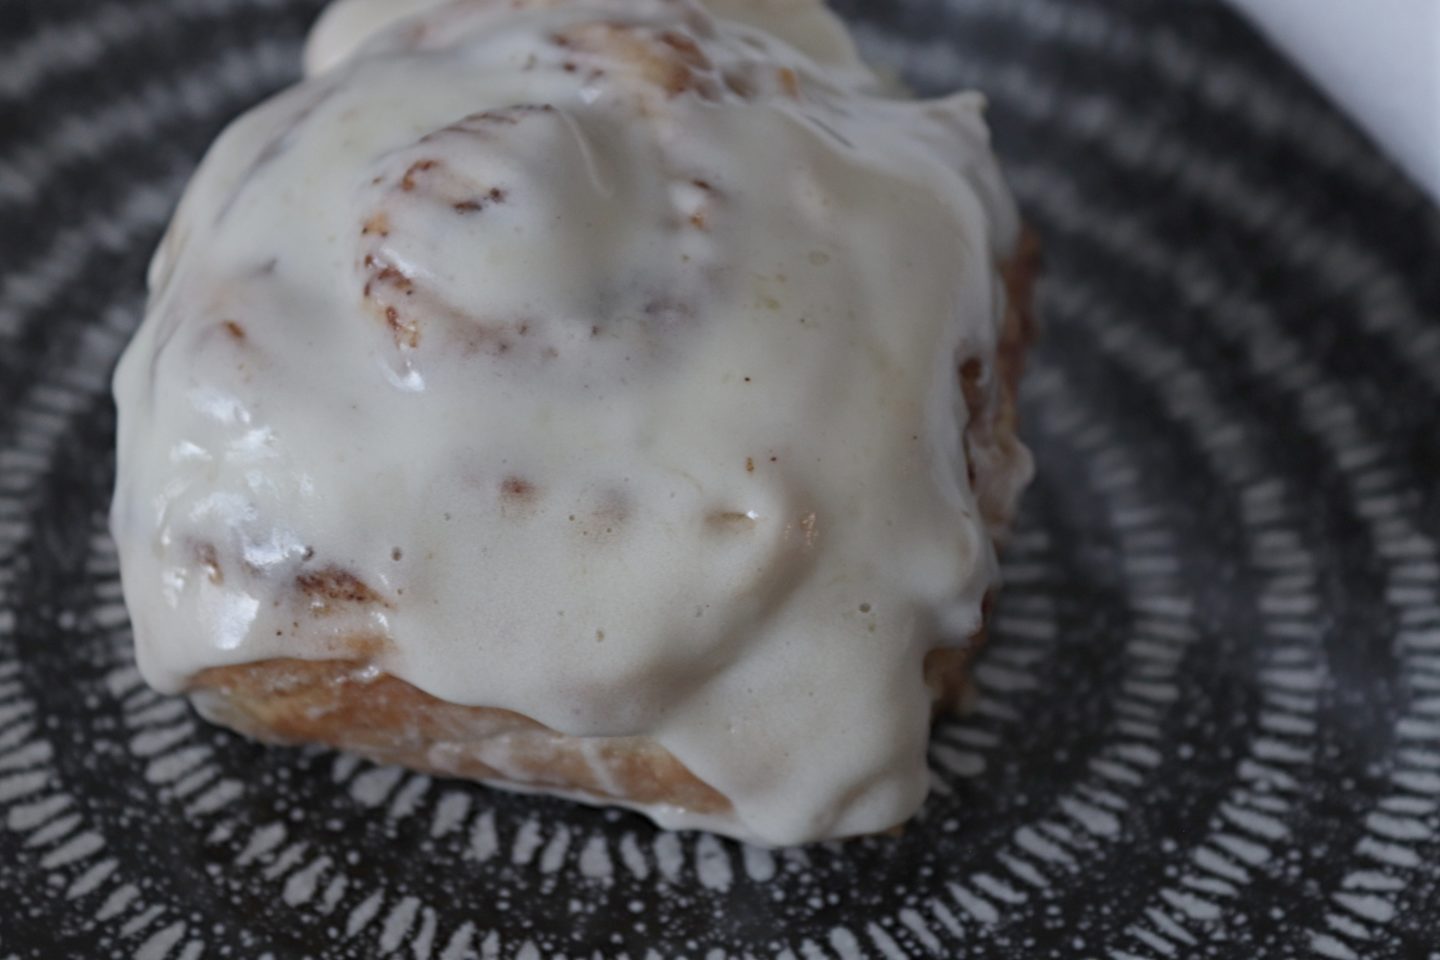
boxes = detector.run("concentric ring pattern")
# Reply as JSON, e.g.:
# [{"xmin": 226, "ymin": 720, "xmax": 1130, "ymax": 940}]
[{"xmin": 2, "ymin": 0, "xmax": 1438, "ymax": 956}]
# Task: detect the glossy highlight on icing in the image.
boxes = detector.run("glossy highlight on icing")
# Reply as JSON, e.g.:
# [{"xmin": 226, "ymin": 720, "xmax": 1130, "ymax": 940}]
[{"xmin": 111, "ymin": 0, "xmax": 1030, "ymax": 845}]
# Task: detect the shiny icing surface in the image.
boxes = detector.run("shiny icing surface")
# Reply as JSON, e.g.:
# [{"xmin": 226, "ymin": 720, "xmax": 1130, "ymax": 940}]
[{"xmin": 111, "ymin": 0, "xmax": 1028, "ymax": 845}]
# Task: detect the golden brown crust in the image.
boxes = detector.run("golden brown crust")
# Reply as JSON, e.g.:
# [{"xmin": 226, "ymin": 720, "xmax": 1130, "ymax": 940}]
[
  {"xmin": 996, "ymin": 227, "xmax": 1041, "ymax": 459},
  {"xmin": 191, "ymin": 645, "xmax": 983, "ymax": 820},
  {"xmin": 185, "ymin": 237, "xmax": 1038, "ymax": 824},
  {"xmin": 960, "ymin": 228, "xmax": 1040, "ymax": 533},
  {"xmin": 191, "ymin": 658, "xmax": 735, "ymax": 814}
]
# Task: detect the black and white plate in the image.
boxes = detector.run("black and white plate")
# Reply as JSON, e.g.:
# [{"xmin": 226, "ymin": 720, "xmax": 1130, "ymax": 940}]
[{"xmin": 2, "ymin": 1, "xmax": 1438, "ymax": 956}]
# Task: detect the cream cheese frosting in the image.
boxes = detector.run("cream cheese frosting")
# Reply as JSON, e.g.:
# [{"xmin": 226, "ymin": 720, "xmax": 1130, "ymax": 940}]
[{"xmin": 111, "ymin": 0, "xmax": 1030, "ymax": 845}]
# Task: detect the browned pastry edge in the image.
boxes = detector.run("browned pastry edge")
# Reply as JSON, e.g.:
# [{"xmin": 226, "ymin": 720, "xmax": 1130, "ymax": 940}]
[
  {"xmin": 189, "ymin": 659, "xmax": 736, "ymax": 814},
  {"xmin": 185, "ymin": 233, "xmax": 1040, "ymax": 829}
]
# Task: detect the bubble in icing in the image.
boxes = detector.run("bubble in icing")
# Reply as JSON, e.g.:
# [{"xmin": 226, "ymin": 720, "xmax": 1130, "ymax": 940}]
[{"xmin": 110, "ymin": 0, "xmax": 1031, "ymax": 845}]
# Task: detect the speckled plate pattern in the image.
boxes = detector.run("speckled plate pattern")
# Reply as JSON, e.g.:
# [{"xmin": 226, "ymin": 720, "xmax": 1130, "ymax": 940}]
[{"xmin": 2, "ymin": 1, "xmax": 1439, "ymax": 957}]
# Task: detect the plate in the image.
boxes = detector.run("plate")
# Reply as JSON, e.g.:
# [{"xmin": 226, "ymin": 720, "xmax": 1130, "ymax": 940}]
[{"xmin": 2, "ymin": 0, "xmax": 1438, "ymax": 956}]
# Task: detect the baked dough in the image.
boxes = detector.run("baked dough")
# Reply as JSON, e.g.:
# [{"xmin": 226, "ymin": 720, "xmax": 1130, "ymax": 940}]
[
  {"xmin": 111, "ymin": 0, "xmax": 1034, "ymax": 845},
  {"xmin": 187, "ymin": 242, "xmax": 1033, "ymax": 830}
]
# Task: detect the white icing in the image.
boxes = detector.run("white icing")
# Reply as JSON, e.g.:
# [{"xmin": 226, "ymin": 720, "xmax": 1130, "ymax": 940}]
[{"xmin": 112, "ymin": 0, "xmax": 1028, "ymax": 845}]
